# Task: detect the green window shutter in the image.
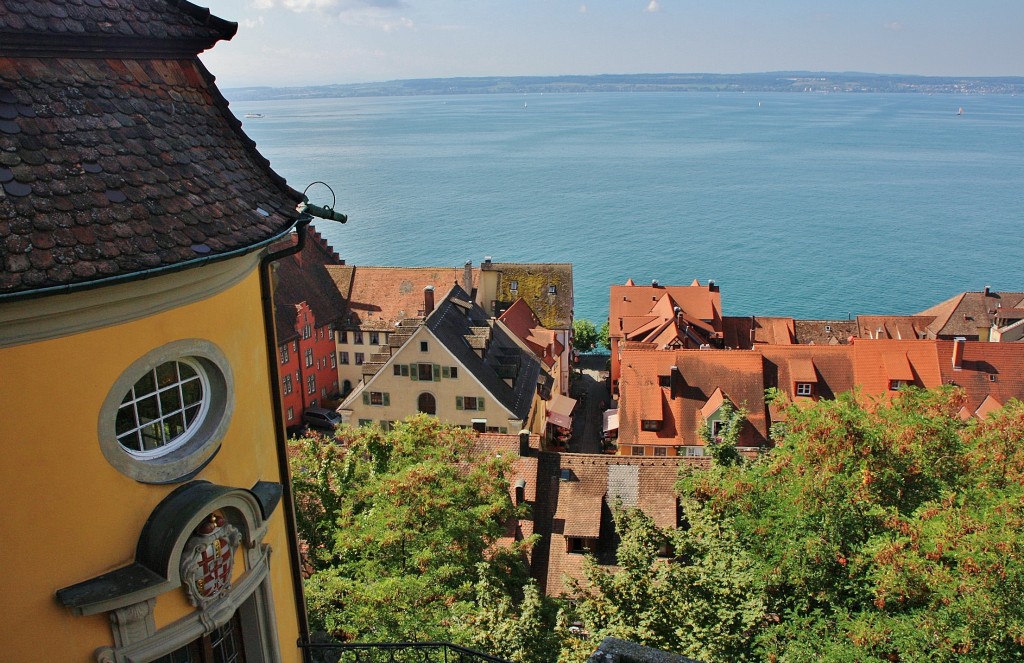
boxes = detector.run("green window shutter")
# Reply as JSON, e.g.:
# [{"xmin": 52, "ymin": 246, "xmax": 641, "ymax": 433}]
[
  {"xmin": 410, "ymin": 363, "xmax": 418, "ymax": 381},
  {"xmin": 442, "ymin": 366, "xmax": 450, "ymax": 378},
  {"xmin": 456, "ymin": 396, "xmax": 464, "ymax": 410},
  {"xmin": 383, "ymin": 392, "xmax": 390, "ymax": 406},
  {"xmin": 478, "ymin": 399, "xmax": 485, "ymax": 411},
  {"xmin": 500, "ymin": 427, "xmax": 507, "ymax": 434},
  {"xmin": 433, "ymin": 364, "xmax": 441, "ymax": 381},
  {"xmin": 401, "ymin": 365, "xmax": 409, "ymax": 376},
  {"xmin": 362, "ymin": 392, "xmax": 369, "ymax": 405}
]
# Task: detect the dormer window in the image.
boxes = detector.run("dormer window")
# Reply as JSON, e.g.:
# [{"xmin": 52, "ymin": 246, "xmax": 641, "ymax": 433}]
[
  {"xmin": 795, "ymin": 382, "xmax": 814, "ymax": 397},
  {"xmin": 641, "ymin": 420, "xmax": 662, "ymax": 431},
  {"xmin": 548, "ymin": 284, "xmax": 557, "ymax": 295},
  {"xmin": 510, "ymin": 280, "xmax": 518, "ymax": 292},
  {"xmin": 889, "ymin": 380, "xmax": 907, "ymax": 391}
]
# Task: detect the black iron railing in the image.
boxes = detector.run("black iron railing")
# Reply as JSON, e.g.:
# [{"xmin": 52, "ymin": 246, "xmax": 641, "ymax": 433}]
[{"xmin": 301, "ymin": 641, "xmax": 513, "ymax": 663}]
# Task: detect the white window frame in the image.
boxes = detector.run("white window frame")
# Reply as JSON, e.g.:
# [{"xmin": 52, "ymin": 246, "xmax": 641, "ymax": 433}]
[{"xmin": 795, "ymin": 382, "xmax": 813, "ymax": 396}]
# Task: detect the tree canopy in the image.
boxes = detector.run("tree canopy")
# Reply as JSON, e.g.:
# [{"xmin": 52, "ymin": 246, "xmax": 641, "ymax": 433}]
[
  {"xmin": 569, "ymin": 387, "xmax": 1024, "ymax": 661},
  {"xmin": 573, "ymin": 319, "xmax": 599, "ymax": 354}
]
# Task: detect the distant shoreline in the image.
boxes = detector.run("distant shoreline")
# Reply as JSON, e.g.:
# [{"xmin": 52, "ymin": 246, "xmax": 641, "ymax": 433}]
[{"xmin": 223, "ymin": 72, "xmax": 1024, "ymax": 102}]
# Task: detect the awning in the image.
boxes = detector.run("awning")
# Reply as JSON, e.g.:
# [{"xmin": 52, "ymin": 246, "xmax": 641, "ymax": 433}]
[
  {"xmin": 603, "ymin": 408, "xmax": 619, "ymax": 433},
  {"xmin": 547, "ymin": 394, "xmax": 577, "ymax": 429}
]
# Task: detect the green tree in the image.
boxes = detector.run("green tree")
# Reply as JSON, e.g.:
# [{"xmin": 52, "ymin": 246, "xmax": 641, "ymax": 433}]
[
  {"xmin": 598, "ymin": 320, "xmax": 611, "ymax": 351},
  {"xmin": 291, "ymin": 415, "xmax": 532, "ymax": 643},
  {"xmin": 696, "ymin": 400, "xmax": 745, "ymax": 467},
  {"xmin": 573, "ymin": 319, "xmax": 599, "ymax": 354}
]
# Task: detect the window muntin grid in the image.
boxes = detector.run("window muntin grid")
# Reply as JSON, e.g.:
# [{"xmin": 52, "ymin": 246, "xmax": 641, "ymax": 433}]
[{"xmin": 115, "ymin": 359, "xmax": 210, "ymax": 457}]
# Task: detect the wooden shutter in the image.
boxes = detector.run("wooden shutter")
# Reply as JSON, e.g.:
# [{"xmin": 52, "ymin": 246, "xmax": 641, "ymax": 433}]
[
  {"xmin": 433, "ymin": 364, "xmax": 441, "ymax": 381},
  {"xmin": 362, "ymin": 392, "xmax": 369, "ymax": 405},
  {"xmin": 383, "ymin": 392, "xmax": 390, "ymax": 406},
  {"xmin": 410, "ymin": 363, "xmax": 418, "ymax": 381},
  {"xmin": 442, "ymin": 366, "xmax": 450, "ymax": 378},
  {"xmin": 478, "ymin": 399, "xmax": 484, "ymax": 411},
  {"xmin": 456, "ymin": 396, "xmax": 463, "ymax": 410}
]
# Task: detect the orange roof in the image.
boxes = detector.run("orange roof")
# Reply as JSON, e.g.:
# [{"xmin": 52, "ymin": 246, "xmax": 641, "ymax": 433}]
[
  {"xmin": 789, "ymin": 357, "xmax": 817, "ymax": 383},
  {"xmin": 328, "ymin": 265, "xmax": 477, "ymax": 329},
  {"xmin": 882, "ymin": 351, "xmax": 915, "ymax": 381},
  {"xmin": 609, "ymin": 281, "xmax": 721, "ymax": 339},
  {"xmin": 699, "ymin": 387, "xmax": 727, "ymax": 420},
  {"xmin": 758, "ymin": 345, "xmax": 855, "ymax": 400},
  {"xmin": 937, "ymin": 340, "xmax": 1024, "ymax": 414},
  {"xmin": 974, "ymin": 395, "xmax": 1003, "ymax": 419},
  {"xmin": 851, "ymin": 339, "xmax": 941, "ymax": 395},
  {"xmin": 857, "ymin": 315, "xmax": 934, "ymax": 341}
]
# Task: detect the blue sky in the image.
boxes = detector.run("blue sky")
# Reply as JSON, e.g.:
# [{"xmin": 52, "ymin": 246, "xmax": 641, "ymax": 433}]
[{"xmin": 197, "ymin": 1, "xmax": 1024, "ymax": 88}]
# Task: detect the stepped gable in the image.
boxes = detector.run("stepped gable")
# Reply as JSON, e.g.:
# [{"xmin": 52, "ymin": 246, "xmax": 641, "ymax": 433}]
[
  {"xmin": 328, "ymin": 265, "xmax": 477, "ymax": 330},
  {"xmin": 272, "ymin": 231, "xmax": 346, "ymax": 343},
  {"xmin": 0, "ymin": 0, "xmax": 302, "ymax": 298},
  {"xmin": 937, "ymin": 340, "xmax": 1024, "ymax": 416},
  {"xmin": 426, "ymin": 284, "xmax": 542, "ymax": 421}
]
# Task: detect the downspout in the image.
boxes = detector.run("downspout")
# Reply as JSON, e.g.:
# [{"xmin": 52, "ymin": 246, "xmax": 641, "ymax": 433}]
[{"xmin": 258, "ymin": 200, "xmax": 346, "ymax": 662}]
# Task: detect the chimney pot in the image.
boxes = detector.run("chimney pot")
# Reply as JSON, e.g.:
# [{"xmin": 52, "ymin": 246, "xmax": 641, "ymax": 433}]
[
  {"xmin": 519, "ymin": 430, "xmax": 531, "ymax": 456},
  {"xmin": 424, "ymin": 285, "xmax": 435, "ymax": 315},
  {"xmin": 514, "ymin": 479, "xmax": 527, "ymax": 505},
  {"xmin": 952, "ymin": 336, "xmax": 966, "ymax": 370}
]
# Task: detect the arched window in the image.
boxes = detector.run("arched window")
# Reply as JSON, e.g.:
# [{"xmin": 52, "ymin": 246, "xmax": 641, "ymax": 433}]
[{"xmin": 417, "ymin": 392, "xmax": 436, "ymax": 415}]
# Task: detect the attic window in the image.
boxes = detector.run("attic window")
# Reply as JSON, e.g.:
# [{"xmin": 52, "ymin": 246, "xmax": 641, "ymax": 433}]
[
  {"xmin": 641, "ymin": 420, "xmax": 662, "ymax": 432},
  {"xmin": 889, "ymin": 380, "xmax": 907, "ymax": 391},
  {"xmin": 510, "ymin": 280, "xmax": 518, "ymax": 292},
  {"xmin": 795, "ymin": 382, "xmax": 814, "ymax": 397},
  {"xmin": 548, "ymin": 284, "xmax": 557, "ymax": 295},
  {"xmin": 824, "ymin": 325, "xmax": 832, "ymax": 332},
  {"xmin": 989, "ymin": 374, "xmax": 997, "ymax": 382}
]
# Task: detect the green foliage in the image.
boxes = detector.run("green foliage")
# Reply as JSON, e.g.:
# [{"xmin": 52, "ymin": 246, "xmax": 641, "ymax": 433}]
[
  {"xmin": 291, "ymin": 415, "xmax": 532, "ymax": 644},
  {"xmin": 598, "ymin": 320, "xmax": 611, "ymax": 351},
  {"xmin": 573, "ymin": 319, "xmax": 599, "ymax": 354},
  {"xmin": 697, "ymin": 400, "xmax": 745, "ymax": 467},
  {"xmin": 677, "ymin": 387, "xmax": 1024, "ymax": 661}
]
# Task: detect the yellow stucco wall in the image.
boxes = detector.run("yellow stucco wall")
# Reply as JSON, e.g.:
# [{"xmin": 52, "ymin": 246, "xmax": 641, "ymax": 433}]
[{"xmin": 0, "ymin": 264, "xmax": 301, "ymax": 663}]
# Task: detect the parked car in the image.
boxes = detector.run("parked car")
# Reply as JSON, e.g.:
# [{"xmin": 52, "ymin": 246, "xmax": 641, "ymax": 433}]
[{"xmin": 303, "ymin": 406, "xmax": 341, "ymax": 431}]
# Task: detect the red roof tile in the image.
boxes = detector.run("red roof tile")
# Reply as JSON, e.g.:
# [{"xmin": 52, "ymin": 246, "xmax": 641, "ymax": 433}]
[{"xmin": 937, "ymin": 340, "xmax": 1024, "ymax": 414}]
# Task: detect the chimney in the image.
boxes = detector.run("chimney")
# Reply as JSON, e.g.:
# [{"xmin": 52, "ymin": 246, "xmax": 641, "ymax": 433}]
[
  {"xmin": 424, "ymin": 285, "xmax": 435, "ymax": 315},
  {"xmin": 984, "ymin": 285, "xmax": 991, "ymax": 296},
  {"xmin": 670, "ymin": 365, "xmax": 681, "ymax": 399},
  {"xmin": 952, "ymin": 336, "xmax": 965, "ymax": 371},
  {"xmin": 463, "ymin": 260, "xmax": 473, "ymax": 295},
  {"xmin": 519, "ymin": 429, "xmax": 531, "ymax": 456},
  {"xmin": 514, "ymin": 479, "xmax": 527, "ymax": 505},
  {"xmin": 652, "ymin": 279, "xmax": 659, "ymax": 287}
]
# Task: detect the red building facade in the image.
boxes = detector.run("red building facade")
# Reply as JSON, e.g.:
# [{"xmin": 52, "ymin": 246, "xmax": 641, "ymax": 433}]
[{"xmin": 278, "ymin": 301, "xmax": 340, "ymax": 427}]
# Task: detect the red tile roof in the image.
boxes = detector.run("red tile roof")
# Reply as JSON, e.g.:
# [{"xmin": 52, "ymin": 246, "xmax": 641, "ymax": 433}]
[
  {"xmin": 609, "ymin": 281, "xmax": 722, "ymax": 340},
  {"xmin": 0, "ymin": 1, "xmax": 302, "ymax": 297},
  {"xmin": 850, "ymin": 339, "xmax": 942, "ymax": 396},
  {"xmin": 918, "ymin": 290, "xmax": 1024, "ymax": 339},
  {"xmin": 937, "ymin": 340, "xmax": 1024, "ymax": 415},
  {"xmin": 857, "ymin": 315, "xmax": 934, "ymax": 341},
  {"xmin": 723, "ymin": 316, "xmax": 796, "ymax": 348},
  {"xmin": 327, "ymin": 265, "xmax": 477, "ymax": 330}
]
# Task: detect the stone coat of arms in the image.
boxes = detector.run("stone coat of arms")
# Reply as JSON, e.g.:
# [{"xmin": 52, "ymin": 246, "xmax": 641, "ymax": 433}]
[{"xmin": 180, "ymin": 513, "xmax": 243, "ymax": 608}]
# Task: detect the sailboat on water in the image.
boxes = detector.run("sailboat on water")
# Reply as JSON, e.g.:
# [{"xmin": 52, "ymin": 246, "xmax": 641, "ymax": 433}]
[{"xmin": 957, "ymin": 107, "xmax": 964, "ymax": 116}]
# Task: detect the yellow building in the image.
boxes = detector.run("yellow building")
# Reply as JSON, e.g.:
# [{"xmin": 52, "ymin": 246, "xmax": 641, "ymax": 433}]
[
  {"xmin": 339, "ymin": 285, "xmax": 550, "ymax": 435},
  {"xmin": 0, "ymin": 3, "xmax": 311, "ymax": 661}
]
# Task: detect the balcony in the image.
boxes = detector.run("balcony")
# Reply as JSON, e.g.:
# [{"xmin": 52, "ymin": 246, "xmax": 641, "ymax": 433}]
[{"xmin": 301, "ymin": 641, "xmax": 513, "ymax": 663}]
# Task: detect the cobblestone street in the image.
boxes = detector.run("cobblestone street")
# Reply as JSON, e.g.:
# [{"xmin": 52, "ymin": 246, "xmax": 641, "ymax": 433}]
[{"xmin": 570, "ymin": 354, "xmax": 611, "ymax": 455}]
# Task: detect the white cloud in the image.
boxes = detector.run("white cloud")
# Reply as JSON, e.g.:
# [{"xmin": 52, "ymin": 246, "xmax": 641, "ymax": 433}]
[
  {"xmin": 883, "ymin": 21, "xmax": 904, "ymax": 31},
  {"xmin": 645, "ymin": 0, "xmax": 661, "ymax": 12},
  {"xmin": 578, "ymin": 4, "xmax": 587, "ymax": 13},
  {"xmin": 241, "ymin": 16, "xmax": 264, "ymax": 28}
]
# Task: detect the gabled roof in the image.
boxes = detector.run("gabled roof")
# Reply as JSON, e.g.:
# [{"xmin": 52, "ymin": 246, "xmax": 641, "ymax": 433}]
[
  {"xmin": 427, "ymin": 284, "xmax": 542, "ymax": 421},
  {"xmin": 918, "ymin": 290, "xmax": 1024, "ymax": 338},
  {"xmin": 758, "ymin": 345, "xmax": 855, "ymax": 401},
  {"xmin": 609, "ymin": 281, "xmax": 721, "ymax": 341},
  {"xmin": 485, "ymin": 262, "xmax": 574, "ymax": 329},
  {"xmin": 271, "ymin": 230, "xmax": 346, "ymax": 342},
  {"xmin": 498, "ymin": 297, "xmax": 563, "ymax": 367},
  {"xmin": 0, "ymin": 0, "xmax": 302, "ymax": 298},
  {"xmin": 327, "ymin": 265, "xmax": 477, "ymax": 330},
  {"xmin": 850, "ymin": 339, "xmax": 942, "ymax": 395},
  {"xmin": 793, "ymin": 320, "xmax": 858, "ymax": 346}
]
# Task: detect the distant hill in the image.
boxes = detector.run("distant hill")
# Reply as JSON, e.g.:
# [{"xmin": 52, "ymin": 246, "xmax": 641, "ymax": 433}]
[{"xmin": 223, "ymin": 72, "xmax": 1024, "ymax": 101}]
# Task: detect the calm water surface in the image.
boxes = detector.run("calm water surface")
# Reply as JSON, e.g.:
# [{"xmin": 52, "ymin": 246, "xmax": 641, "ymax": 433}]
[{"xmin": 230, "ymin": 92, "xmax": 1024, "ymax": 323}]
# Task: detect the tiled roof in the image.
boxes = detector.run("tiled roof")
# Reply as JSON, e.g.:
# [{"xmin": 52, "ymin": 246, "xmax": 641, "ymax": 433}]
[
  {"xmin": 857, "ymin": 315, "xmax": 934, "ymax": 341},
  {"xmin": 486, "ymin": 262, "xmax": 574, "ymax": 329},
  {"xmin": 328, "ymin": 265, "xmax": 476, "ymax": 330},
  {"xmin": 609, "ymin": 281, "xmax": 721, "ymax": 340},
  {"xmin": 850, "ymin": 339, "xmax": 942, "ymax": 396},
  {"xmin": 0, "ymin": 0, "xmax": 301, "ymax": 297},
  {"xmin": 272, "ymin": 230, "xmax": 346, "ymax": 342},
  {"xmin": 722, "ymin": 316, "xmax": 795, "ymax": 348},
  {"xmin": 498, "ymin": 297, "xmax": 561, "ymax": 367},
  {"xmin": 617, "ymin": 349, "xmax": 768, "ymax": 449},
  {"xmin": 919, "ymin": 291, "xmax": 1024, "ymax": 339},
  {"xmin": 535, "ymin": 452, "xmax": 708, "ymax": 596},
  {"xmin": 0, "ymin": 0, "xmax": 233, "ymax": 50},
  {"xmin": 937, "ymin": 340, "xmax": 1024, "ymax": 415},
  {"xmin": 759, "ymin": 345, "xmax": 856, "ymax": 401},
  {"xmin": 793, "ymin": 319, "xmax": 858, "ymax": 345},
  {"xmin": 427, "ymin": 284, "xmax": 542, "ymax": 421}
]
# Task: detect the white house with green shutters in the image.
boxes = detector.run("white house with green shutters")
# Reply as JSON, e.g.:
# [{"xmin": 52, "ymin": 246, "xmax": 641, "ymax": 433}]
[{"xmin": 337, "ymin": 285, "xmax": 550, "ymax": 435}]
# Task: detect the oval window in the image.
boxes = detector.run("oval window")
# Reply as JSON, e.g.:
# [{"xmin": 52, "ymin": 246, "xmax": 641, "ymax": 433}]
[
  {"xmin": 115, "ymin": 359, "xmax": 210, "ymax": 457},
  {"xmin": 100, "ymin": 340, "xmax": 233, "ymax": 484}
]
